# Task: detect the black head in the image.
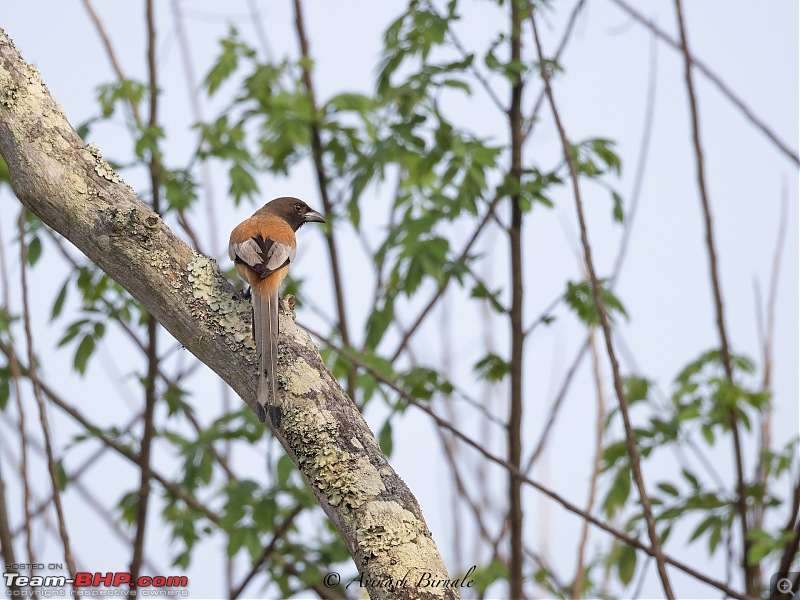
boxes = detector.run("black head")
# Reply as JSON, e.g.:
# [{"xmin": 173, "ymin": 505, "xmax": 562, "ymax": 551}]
[{"xmin": 260, "ymin": 196, "xmax": 326, "ymax": 231}]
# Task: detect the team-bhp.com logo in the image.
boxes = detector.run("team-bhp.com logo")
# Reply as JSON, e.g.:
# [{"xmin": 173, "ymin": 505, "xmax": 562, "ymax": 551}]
[{"xmin": 3, "ymin": 570, "xmax": 188, "ymax": 596}]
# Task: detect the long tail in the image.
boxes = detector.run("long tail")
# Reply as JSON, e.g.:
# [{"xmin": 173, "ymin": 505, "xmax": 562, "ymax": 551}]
[{"xmin": 253, "ymin": 289, "xmax": 281, "ymax": 427}]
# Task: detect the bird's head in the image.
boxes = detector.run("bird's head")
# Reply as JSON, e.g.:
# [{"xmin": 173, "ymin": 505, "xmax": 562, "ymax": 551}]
[{"xmin": 261, "ymin": 196, "xmax": 326, "ymax": 231}]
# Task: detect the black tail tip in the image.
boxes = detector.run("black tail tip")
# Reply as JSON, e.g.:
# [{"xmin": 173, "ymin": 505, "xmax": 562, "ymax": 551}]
[
  {"xmin": 264, "ymin": 405, "xmax": 282, "ymax": 428},
  {"xmin": 255, "ymin": 404, "xmax": 282, "ymax": 428},
  {"xmin": 255, "ymin": 403, "xmax": 267, "ymax": 424}
]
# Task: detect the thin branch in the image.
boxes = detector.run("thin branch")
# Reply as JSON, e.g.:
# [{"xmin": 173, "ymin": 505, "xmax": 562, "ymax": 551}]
[
  {"xmin": 0, "ymin": 339, "xmax": 222, "ymax": 525},
  {"xmin": 0, "ymin": 456, "xmax": 20, "ymax": 593},
  {"xmin": 0, "ymin": 212, "xmax": 36, "ymax": 568},
  {"xmin": 524, "ymin": 337, "xmax": 590, "ymax": 473},
  {"xmin": 389, "ymin": 191, "xmax": 503, "ymax": 362},
  {"xmin": 522, "ymin": 0, "xmax": 587, "ymax": 142},
  {"xmin": 609, "ymin": 0, "xmax": 799, "ymax": 166},
  {"xmin": 131, "ymin": 0, "xmax": 160, "ymax": 585},
  {"xmin": 292, "ymin": 0, "xmax": 357, "ymax": 402},
  {"xmin": 671, "ymin": 1, "xmax": 752, "ymax": 593},
  {"xmin": 80, "ymin": 0, "xmax": 142, "ymax": 123},
  {"xmin": 302, "ymin": 323, "xmax": 747, "ymax": 600},
  {"xmin": 18, "ymin": 211, "xmax": 77, "ymax": 581},
  {"xmin": 169, "ymin": 0, "xmax": 219, "ymax": 253},
  {"xmin": 230, "ymin": 505, "xmax": 304, "ymax": 599},
  {"xmin": 611, "ymin": 28, "xmax": 658, "ymax": 282},
  {"xmin": 571, "ymin": 328, "xmax": 605, "ymax": 599},
  {"xmin": 773, "ymin": 477, "xmax": 800, "ymax": 591},
  {"xmin": 755, "ymin": 182, "xmax": 788, "ymax": 527},
  {"xmin": 423, "ymin": 0, "xmax": 505, "ymax": 112},
  {"xmin": 529, "ymin": 11, "xmax": 675, "ymax": 599},
  {"xmin": 6, "ymin": 411, "xmax": 141, "ymax": 536},
  {"xmin": 0, "ymin": 416, "xmax": 159, "ymax": 574},
  {"xmin": 81, "ymin": 0, "xmax": 204, "ymax": 255}
]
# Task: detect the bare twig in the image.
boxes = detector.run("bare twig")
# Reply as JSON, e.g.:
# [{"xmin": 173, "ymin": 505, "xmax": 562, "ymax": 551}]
[
  {"xmin": 423, "ymin": 0, "xmax": 505, "ymax": 112},
  {"xmin": 0, "ymin": 212, "xmax": 36, "ymax": 568},
  {"xmin": 529, "ymin": 11, "xmax": 675, "ymax": 598},
  {"xmin": 169, "ymin": 0, "xmax": 219, "ymax": 253},
  {"xmin": 0, "ymin": 415, "xmax": 159, "ymax": 574},
  {"xmin": 755, "ymin": 182, "xmax": 788, "ymax": 526},
  {"xmin": 525, "ymin": 338, "xmax": 590, "ymax": 473},
  {"xmin": 18, "ymin": 211, "xmax": 77, "ymax": 581},
  {"xmin": 230, "ymin": 505, "xmax": 304, "ymax": 599},
  {"xmin": 522, "ymin": 0, "xmax": 587, "ymax": 142},
  {"xmin": 0, "ymin": 457, "xmax": 20, "ymax": 592},
  {"xmin": 80, "ymin": 0, "xmax": 142, "ymax": 123},
  {"xmin": 302, "ymin": 323, "xmax": 747, "ymax": 600},
  {"xmin": 572, "ymin": 329, "xmax": 606, "ymax": 598},
  {"xmin": 131, "ymin": 0, "xmax": 160, "ymax": 584},
  {"xmin": 609, "ymin": 0, "xmax": 799, "ymax": 166},
  {"xmin": 292, "ymin": 0, "xmax": 357, "ymax": 402},
  {"xmin": 611, "ymin": 29, "xmax": 658, "ymax": 282},
  {"xmin": 671, "ymin": 1, "xmax": 752, "ymax": 593}
]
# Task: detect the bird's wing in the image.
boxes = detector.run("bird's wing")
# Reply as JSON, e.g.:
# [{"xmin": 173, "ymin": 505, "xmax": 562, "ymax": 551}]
[{"xmin": 229, "ymin": 235, "xmax": 296, "ymax": 279}]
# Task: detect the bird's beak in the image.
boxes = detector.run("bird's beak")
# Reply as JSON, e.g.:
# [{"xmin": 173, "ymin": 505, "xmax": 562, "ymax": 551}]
[{"xmin": 304, "ymin": 209, "xmax": 326, "ymax": 224}]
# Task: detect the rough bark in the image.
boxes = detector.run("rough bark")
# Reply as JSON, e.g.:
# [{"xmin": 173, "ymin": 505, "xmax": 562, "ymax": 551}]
[{"xmin": 0, "ymin": 28, "xmax": 457, "ymax": 600}]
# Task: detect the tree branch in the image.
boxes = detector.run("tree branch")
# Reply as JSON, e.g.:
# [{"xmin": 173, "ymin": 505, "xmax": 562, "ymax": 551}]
[
  {"xmin": 292, "ymin": 0, "xmax": 357, "ymax": 402},
  {"xmin": 507, "ymin": 1, "xmax": 525, "ymax": 596},
  {"xmin": 0, "ymin": 28, "xmax": 453, "ymax": 599},
  {"xmin": 529, "ymin": 10, "xmax": 675, "ymax": 599},
  {"xmin": 131, "ymin": 0, "xmax": 160, "ymax": 584},
  {"xmin": 671, "ymin": 1, "xmax": 752, "ymax": 593},
  {"xmin": 609, "ymin": 0, "xmax": 799, "ymax": 166},
  {"xmin": 304, "ymin": 323, "xmax": 748, "ymax": 600},
  {"xmin": 18, "ymin": 211, "xmax": 77, "ymax": 583}
]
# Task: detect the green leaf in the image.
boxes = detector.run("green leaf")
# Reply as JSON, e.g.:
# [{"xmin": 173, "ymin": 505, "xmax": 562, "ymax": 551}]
[
  {"xmin": 470, "ymin": 282, "xmax": 505, "ymax": 313},
  {"xmin": 227, "ymin": 527, "xmax": 246, "ymax": 558},
  {"xmin": 164, "ymin": 169, "xmax": 198, "ymax": 212},
  {"xmin": 26, "ymin": 236, "xmax": 42, "ymax": 267},
  {"xmin": 623, "ymin": 376, "xmax": 649, "ymax": 404},
  {"xmin": 205, "ymin": 30, "xmax": 254, "ymax": 96},
  {"xmin": 564, "ymin": 279, "xmax": 628, "ymax": 326},
  {"xmin": 51, "ymin": 279, "xmax": 69, "ymax": 320},
  {"xmin": 617, "ymin": 543, "xmax": 637, "ymax": 585},
  {"xmin": 228, "ymin": 164, "xmax": 258, "ymax": 204},
  {"xmin": 0, "ymin": 155, "xmax": 10, "ymax": 187},
  {"xmin": 689, "ymin": 515, "xmax": 717, "ymax": 542},
  {"xmin": 74, "ymin": 334, "xmax": 96, "ymax": 375},
  {"xmin": 656, "ymin": 482, "xmax": 679, "ymax": 497},
  {"xmin": 379, "ymin": 420, "xmax": 394, "ymax": 456},
  {"xmin": 473, "ymin": 353, "xmax": 511, "ymax": 382},
  {"xmin": 277, "ymin": 454, "xmax": 294, "ymax": 487},
  {"xmin": 0, "ymin": 375, "xmax": 9, "ymax": 411},
  {"xmin": 602, "ymin": 466, "xmax": 631, "ymax": 518},
  {"xmin": 611, "ymin": 190, "xmax": 624, "ymax": 223},
  {"xmin": 55, "ymin": 459, "xmax": 69, "ymax": 491}
]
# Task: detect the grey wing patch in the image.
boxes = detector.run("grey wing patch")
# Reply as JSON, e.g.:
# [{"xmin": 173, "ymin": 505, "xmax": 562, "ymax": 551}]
[{"xmin": 231, "ymin": 235, "xmax": 296, "ymax": 279}]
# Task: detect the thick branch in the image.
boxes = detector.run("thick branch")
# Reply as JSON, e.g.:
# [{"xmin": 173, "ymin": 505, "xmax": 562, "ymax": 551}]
[{"xmin": 0, "ymin": 28, "xmax": 453, "ymax": 600}]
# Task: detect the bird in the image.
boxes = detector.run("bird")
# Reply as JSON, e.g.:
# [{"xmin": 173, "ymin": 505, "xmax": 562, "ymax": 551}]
[{"xmin": 229, "ymin": 196, "xmax": 325, "ymax": 426}]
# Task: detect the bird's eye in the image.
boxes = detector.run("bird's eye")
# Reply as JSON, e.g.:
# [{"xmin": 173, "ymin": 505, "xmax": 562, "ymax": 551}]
[{"xmin": 294, "ymin": 203, "xmax": 304, "ymax": 212}]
